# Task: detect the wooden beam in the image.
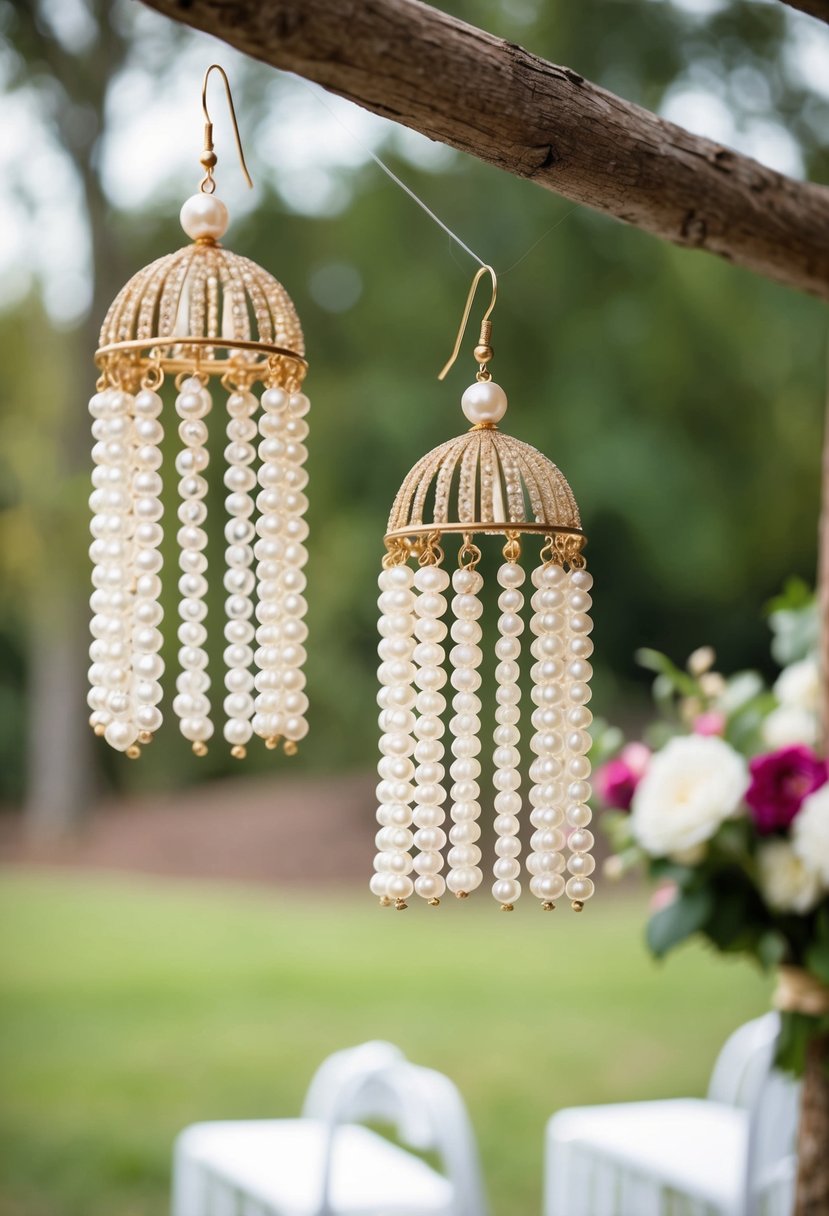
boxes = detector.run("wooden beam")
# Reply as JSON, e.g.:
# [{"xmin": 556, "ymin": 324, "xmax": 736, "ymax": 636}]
[
  {"xmin": 139, "ymin": 0, "xmax": 829, "ymax": 300},
  {"xmin": 781, "ymin": 0, "xmax": 829, "ymax": 24}
]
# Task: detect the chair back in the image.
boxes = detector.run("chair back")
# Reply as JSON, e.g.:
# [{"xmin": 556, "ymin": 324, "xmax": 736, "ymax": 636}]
[
  {"xmin": 707, "ymin": 1013, "xmax": 800, "ymax": 1216},
  {"xmin": 302, "ymin": 1040, "xmax": 405, "ymax": 1121},
  {"xmin": 313, "ymin": 1051, "xmax": 488, "ymax": 1216}
]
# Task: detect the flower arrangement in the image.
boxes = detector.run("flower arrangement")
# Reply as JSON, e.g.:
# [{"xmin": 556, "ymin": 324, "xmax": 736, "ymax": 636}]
[{"xmin": 596, "ymin": 580, "xmax": 828, "ymax": 1070}]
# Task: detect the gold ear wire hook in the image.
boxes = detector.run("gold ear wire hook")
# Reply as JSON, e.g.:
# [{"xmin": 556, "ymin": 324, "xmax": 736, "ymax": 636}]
[
  {"xmin": 200, "ymin": 64, "xmax": 254, "ymax": 193},
  {"xmin": 438, "ymin": 264, "xmax": 498, "ymax": 381}
]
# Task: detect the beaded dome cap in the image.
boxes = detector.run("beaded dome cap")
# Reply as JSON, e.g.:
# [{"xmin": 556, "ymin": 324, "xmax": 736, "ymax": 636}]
[
  {"xmin": 385, "ymin": 424, "xmax": 582, "ymax": 543},
  {"xmin": 96, "ymin": 241, "xmax": 306, "ymax": 383}
]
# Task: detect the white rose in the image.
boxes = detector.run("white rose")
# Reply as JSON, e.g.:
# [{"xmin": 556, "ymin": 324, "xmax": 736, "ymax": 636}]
[
  {"xmin": 774, "ymin": 658, "xmax": 819, "ymax": 713},
  {"xmin": 793, "ymin": 785, "xmax": 829, "ymax": 887},
  {"xmin": 762, "ymin": 705, "xmax": 819, "ymax": 749},
  {"xmin": 631, "ymin": 735, "xmax": 748, "ymax": 858},
  {"xmin": 757, "ymin": 840, "xmax": 823, "ymax": 914}
]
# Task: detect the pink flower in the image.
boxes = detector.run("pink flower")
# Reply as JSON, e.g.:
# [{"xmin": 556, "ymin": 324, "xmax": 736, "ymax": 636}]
[
  {"xmin": 650, "ymin": 880, "xmax": 679, "ymax": 913},
  {"xmin": 693, "ymin": 711, "xmax": 726, "ymax": 737},
  {"xmin": 745, "ymin": 745, "xmax": 828, "ymax": 835},
  {"xmin": 596, "ymin": 742, "xmax": 651, "ymax": 811}
]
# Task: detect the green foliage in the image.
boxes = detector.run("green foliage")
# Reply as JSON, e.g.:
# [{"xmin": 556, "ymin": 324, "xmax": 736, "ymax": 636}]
[
  {"xmin": 767, "ymin": 577, "xmax": 820, "ymax": 665},
  {"xmin": 0, "ymin": 874, "xmax": 772, "ymax": 1216},
  {"xmin": 647, "ymin": 886, "xmax": 713, "ymax": 958}
]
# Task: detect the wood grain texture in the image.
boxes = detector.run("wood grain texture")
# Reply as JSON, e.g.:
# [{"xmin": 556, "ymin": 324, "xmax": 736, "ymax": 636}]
[{"xmin": 138, "ymin": 0, "xmax": 829, "ymax": 299}]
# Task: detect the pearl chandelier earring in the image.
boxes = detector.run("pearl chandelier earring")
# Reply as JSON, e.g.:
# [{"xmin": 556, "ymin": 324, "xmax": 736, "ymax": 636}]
[
  {"xmin": 89, "ymin": 66, "xmax": 310, "ymax": 761},
  {"xmin": 373, "ymin": 267, "xmax": 595, "ymax": 913}
]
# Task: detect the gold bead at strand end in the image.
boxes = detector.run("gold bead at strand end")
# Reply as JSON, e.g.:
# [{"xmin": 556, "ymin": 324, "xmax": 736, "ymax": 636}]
[
  {"xmin": 138, "ymin": 731, "xmax": 153, "ymax": 745},
  {"xmin": 394, "ymin": 898, "xmax": 408, "ymax": 911},
  {"xmin": 192, "ymin": 741, "xmax": 208, "ymax": 757},
  {"xmin": 379, "ymin": 896, "xmax": 392, "ymax": 908},
  {"xmin": 92, "ymin": 724, "xmax": 106, "ymax": 738},
  {"xmin": 230, "ymin": 745, "xmax": 246, "ymax": 760},
  {"xmin": 500, "ymin": 903, "xmax": 514, "ymax": 912},
  {"xmin": 572, "ymin": 900, "xmax": 584, "ymax": 912},
  {"xmin": 126, "ymin": 745, "xmax": 141, "ymax": 760},
  {"xmin": 283, "ymin": 740, "xmax": 298, "ymax": 756},
  {"xmin": 542, "ymin": 901, "xmax": 556, "ymax": 912},
  {"xmin": 265, "ymin": 736, "xmax": 281, "ymax": 751},
  {"xmin": 455, "ymin": 890, "xmax": 469, "ymax": 900},
  {"xmin": 428, "ymin": 898, "xmax": 440, "ymax": 907}
]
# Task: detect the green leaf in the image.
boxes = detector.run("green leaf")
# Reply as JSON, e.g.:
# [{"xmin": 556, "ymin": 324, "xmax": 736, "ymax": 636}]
[
  {"xmin": 806, "ymin": 907, "xmax": 829, "ymax": 985},
  {"xmin": 635, "ymin": 648, "xmax": 699, "ymax": 697},
  {"xmin": 757, "ymin": 930, "xmax": 787, "ymax": 970},
  {"xmin": 646, "ymin": 887, "xmax": 713, "ymax": 959}
]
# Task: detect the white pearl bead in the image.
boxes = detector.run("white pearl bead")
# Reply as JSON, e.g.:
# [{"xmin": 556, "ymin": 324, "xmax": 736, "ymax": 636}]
[
  {"xmin": 415, "ymin": 874, "xmax": 445, "ymax": 900},
  {"xmin": 565, "ymin": 877, "xmax": 594, "ymax": 901},
  {"xmin": 566, "ymin": 804, "xmax": 592, "ymax": 828},
  {"xmin": 180, "ymin": 192, "xmax": 229, "ymax": 240},
  {"xmin": 492, "ymin": 878, "xmax": 521, "ymax": 904},
  {"xmin": 530, "ymin": 874, "xmax": 565, "ymax": 900},
  {"xmin": 568, "ymin": 853, "xmax": 595, "ymax": 876},
  {"xmin": 461, "ymin": 380, "xmax": 508, "ymax": 425},
  {"xmin": 414, "ymin": 566, "xmax": 450, "ymax": 593}
]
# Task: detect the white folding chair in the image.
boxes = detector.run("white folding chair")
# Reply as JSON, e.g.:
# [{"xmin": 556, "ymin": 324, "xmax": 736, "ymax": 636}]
[
  {"xmin": 172, "ymin": 1041, "xmax": 487, "ymax": 1216},
  {"xmin": 545, "ymin": 1013, "xmax": 800, "ymax": 1216}
]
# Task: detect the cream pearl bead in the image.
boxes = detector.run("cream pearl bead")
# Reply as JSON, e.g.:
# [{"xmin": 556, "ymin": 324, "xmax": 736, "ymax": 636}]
[
  {"xmin": 180, "ymin": 192, "xmax": 229, "ymax": 241},
  {"xmin": 530, "ymin": 873, "xmax": 565, "ymax": 900},
  {"xmin": 565, "ymin": 876, "xmax": 594, "ymax": 901},
  {"xmin": 569, "ymin": 829, "xmax": 594, "ymax": 852},
  {"xmin": 415, "ymin": 874, "xmax": 445, "ymax": 900},
  {"xmin": 461, "ymin": 379, "xmax": 508, "ymax": 425},
  {"xmin": 447, "ymin": 867, "xmax": 482, "ymax": 894},
  {"xmin": 493, "ymin": 878, "xmax": 521, "ymax": 904}
]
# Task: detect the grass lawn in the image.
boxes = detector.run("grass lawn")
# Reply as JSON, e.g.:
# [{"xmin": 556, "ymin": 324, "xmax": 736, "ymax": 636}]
[{"xmin": 0, "ymin": 870, "xmax": 771, "ymax": 1216}]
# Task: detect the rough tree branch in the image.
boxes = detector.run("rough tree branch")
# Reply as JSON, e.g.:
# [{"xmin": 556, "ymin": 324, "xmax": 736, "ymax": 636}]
[
  {"xmin": 139, "ymin": 0, "xmax": 829, "ymax": 300},
  {"xmin": 781, "ymin": 0, "xmax": 829, "ymax": 25}
]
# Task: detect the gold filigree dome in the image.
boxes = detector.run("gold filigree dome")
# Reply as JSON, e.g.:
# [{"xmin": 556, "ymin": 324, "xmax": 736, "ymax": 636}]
[
  {"xmin": 385, "ymin": 426, "xmax": 582, "ymax": 540},
  {"xmin": 96, "ymin": 242, "xmax": 305, "ymax": 364}
]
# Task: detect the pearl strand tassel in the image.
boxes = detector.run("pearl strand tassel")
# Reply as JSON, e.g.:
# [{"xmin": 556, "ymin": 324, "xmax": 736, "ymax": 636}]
[
  {"xmin": 252, "ymin": 387, "xmax": 310, "ymax": 753},
  {"xmin": 373, "ymin": 560, "xmax": 418, "ymax": 908},
  {"xmin": 222, "ymin": 389, "xmax": 258, "ymax": 758},
  {"xmin": 526, "ymin": 558, "xmax": 567, "ymax": 908},
  {"xmin": 130, "ymin": 387, "xmax": 165, "ymax": 749},
  {"xmin": 563, "ymin": 565, "xmax": 596, "ymax": 909},
  {"xmin": 492, "ymin": 546, "xmax": 526, "ymax": 910},
  {"xmin": 447, "ymin": 561, "xmax": 484, "ymax": 899},
  {"xmin": 88, "ymin": 387, "xmax": 140, "ymax": 753},
  {"xmin": 173, "ymin": 376, "xmax": 213, "ymax": 754},
  {"xmin": 411, "ymin": 560, "xmax": 450, "ymax": 904}
]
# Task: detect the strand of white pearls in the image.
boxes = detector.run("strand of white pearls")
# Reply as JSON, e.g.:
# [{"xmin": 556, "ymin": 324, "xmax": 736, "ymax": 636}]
[
  {"xmin": 563, "ymin": 565, "xmax": 596, "ymax": 908},
  {"xmin": 252, "ymin": 387, "xmax": 310, "ymax": 752},
  {"xmin": 411, "ymin": 562, "xmax": 450, "ymax": 904},
  {"xmin": 173, "ymin": 376, "xmax": 213, "ymax": 754},
  {"xmin": 446, "ymin": 564, "xmax": 484, "ymax": 898},
  {"xmin": 492, "ymin": 556, "xmax": 526, "ymax": 909},
  {"xmin": 278, "ymin": 391, "xmax": 310, "ymax": 749},
  {"xmin": 373, "ymin": 561, "xmax": 417, "ymax": 907},
  {"xmin": 129, "ymin": 387, "xmax": 165, "ymax": 746},
  {"xmin": 222, "ymin": 388, "xmax": 258, "ymax": 758},
  {"xmin": 88, "ymin": 387, "xmax": 140, "ymax": 753},
  {"xmin": 526, "ymin": 559, "xmax": 568, "ymax": 908}
]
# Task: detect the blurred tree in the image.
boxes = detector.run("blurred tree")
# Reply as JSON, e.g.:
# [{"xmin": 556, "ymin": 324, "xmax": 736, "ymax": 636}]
[{"xmin": 2, "ymin": 1, "xmax": 133, "ymax": 833}]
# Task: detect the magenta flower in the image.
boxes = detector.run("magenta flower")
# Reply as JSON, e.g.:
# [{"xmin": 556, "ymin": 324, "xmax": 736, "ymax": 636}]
[
  {"xmin": 596, "ymin": 742, "xmax": 651, "ymax": 811},
  {"xmin": 745, "ymin": 745, "xmax": 828, "ymax": 835},
  {"xmin": 693, "ymin": 711, "xmax": 726, "ymax": 737}
]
